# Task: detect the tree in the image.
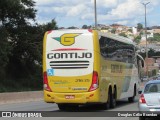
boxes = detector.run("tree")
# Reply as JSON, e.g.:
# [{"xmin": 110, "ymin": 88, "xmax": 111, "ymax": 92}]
[
  {"xmin": 68, "ymin": 26, "xmax": 77, "ymax": 29},
  {"xmin": 42, "ymin": 19, "xmax": 58, "ymax": 31},
  {"xmin": 128, "ymin": 29, "xmax": 132, "ymax": 33},
  {"xmin": 0, "ymin": 0, "xmax": 58, "ymax": 92},
  {"xmin": 148, "ymin": 37, "xmax": 155, "ymax": 43},
  {"xmin": 154, "ymin": 33, "xmax": 160, "ymax": 42},
  {"xmin": 119, "ymin": 32, "xmax": 127, "ymax": 37},
  {"xmin": 0, "ymin": 0, "xmax": 36, "ymax": 27},
  {"xmin": 111, "ymin": 28, "xmax": 116, "ymax": 34},
  {"xmin": 101, "ymin": 27, "xmax": 109, "ymax": 30},
  {"xmin": 0, "ymin": 26, "xmax": 12, "ymax": 80},
  {"xmin": 82, "ymin": 25, "xmax": 88, "ymax": 29},
  {"xmin": 147, "ymin": 33, "xmax": 160, "ymax": 43},
  {"xmin": 134, "ymin": 35, "xmax": 141, "ymax": 44},
  {"xmin": 0, "ymin": 0, "xmax": 36, "ymax": 76},
  {"xmin": 137, "ymin": 23, "xmax": 143, "ymax": 31}
]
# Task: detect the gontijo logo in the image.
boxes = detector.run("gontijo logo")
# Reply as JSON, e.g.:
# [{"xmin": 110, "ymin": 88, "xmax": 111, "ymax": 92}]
[{"xmin": 53, "ymin": 33, "xmax": 81, "ymax": 46}]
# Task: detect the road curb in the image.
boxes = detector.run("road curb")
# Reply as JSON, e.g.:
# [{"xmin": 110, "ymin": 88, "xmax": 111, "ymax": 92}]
[{"xmin": 0, "ymin": 91, "xmax": 43, "ymax": 105}]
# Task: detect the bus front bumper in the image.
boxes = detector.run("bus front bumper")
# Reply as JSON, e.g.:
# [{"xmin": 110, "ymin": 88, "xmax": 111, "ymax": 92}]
[{"xmin": 44, "ymin": 90, "xmax": 100, "ymax": 104}]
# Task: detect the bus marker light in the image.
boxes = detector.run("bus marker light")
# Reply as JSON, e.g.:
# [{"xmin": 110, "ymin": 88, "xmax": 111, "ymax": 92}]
[{"xmin": 89, "ymin": 94, "xmax": 94, "ymax": 97}]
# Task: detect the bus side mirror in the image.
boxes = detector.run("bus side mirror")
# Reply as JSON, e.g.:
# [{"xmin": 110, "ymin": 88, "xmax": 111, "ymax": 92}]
[{"xmin": 138, "ymin": 90, "xmax": 142, "ymax": 94}]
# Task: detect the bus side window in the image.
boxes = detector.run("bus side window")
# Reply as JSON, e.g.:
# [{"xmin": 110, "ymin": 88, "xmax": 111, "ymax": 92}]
[
  {"xmin": 99, "ymin": 36, "xmax": 107, "ymax": 57},
  {"xmin": 136, "ymin": 55, "xmax": 144, "ymax": 78},
  {"xmin": 99, "ymin": 36, "xmax": 135, "ymax": 64}
]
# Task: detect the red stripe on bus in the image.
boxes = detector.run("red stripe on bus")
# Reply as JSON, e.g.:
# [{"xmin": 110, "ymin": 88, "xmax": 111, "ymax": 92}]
[
  {"xmin": 52, "ymin": 48, "xmax": 87, "ymax": 51},
  {"xmin": 47, "ymin": 30, "xmax": 53, "ymax": 34}
]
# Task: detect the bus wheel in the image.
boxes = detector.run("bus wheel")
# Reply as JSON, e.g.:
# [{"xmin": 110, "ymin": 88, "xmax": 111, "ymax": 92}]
[
  {"xmin": 128, "ymin": 96, "xmax": 135, "ymax": 103},
  {"xmin": 110, "ymin": 88, "xmax": 116, "ymax": 108},
  {"xmin": 102, "ymin": 91, "xmax": 110, "ymax": 110},
  {"xmin": 58, "ymin": 104, "xmax": 67, "ymax": 111},
  {"xmin": 128, "ymin": 86, "xmax": 136, "ymax": 103}
]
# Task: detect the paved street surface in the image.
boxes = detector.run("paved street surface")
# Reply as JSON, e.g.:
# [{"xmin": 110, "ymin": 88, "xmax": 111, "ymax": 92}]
[
  {"xmin": 0, "ymin": 97, "xmax": 139, "ymax": 111},
  {"xmin": 0, "ymin": 81, "xmax": 154, "ymax": 120},
  {"xmin": 0, "ymin": 95, "xmax": 157, "ymax": 120}
]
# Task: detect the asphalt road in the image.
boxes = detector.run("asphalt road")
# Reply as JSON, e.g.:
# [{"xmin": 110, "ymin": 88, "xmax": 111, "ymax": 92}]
[
  {"xmin": 0, "ymin": 97, "xmax": 139, "ymax": 111},
  {"xmin": 0, "ymin": 96, "xmax": 157, "ymax": 120}
]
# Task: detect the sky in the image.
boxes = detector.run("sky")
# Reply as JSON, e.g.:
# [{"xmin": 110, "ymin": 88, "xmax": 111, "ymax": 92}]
[{"xmin": 34, "ymin": 0, "xmax": 160, "ymax": 28}]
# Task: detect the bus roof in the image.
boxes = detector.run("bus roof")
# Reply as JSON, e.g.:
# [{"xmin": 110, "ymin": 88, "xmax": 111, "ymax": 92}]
[
  {"xmin": 47, "ymin": 29, "xmax": 135, "ymax": 46},
  {"xmin": 48, "ymin": 29, "xmax": 92, "ymax": 33},
  {"xmin": 98, "ymin": 31, "xmax": 135, "ymax": 46}
]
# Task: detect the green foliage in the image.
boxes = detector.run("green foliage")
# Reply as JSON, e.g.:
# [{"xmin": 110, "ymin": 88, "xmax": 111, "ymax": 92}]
[
  {"xmin": 41, "ymin": 19, "xmax": 58, "ymax": 31},
  {"xmin": 111, "ymin": 28, "xmax": 116, "ymax": 34},
  {"xmin": 119, "ymin": 32, "xmax": 127, "ymax": 37},
  {"xmin": 153, "ymin": 33, "xmax": 160, "ymax": 42},
  {"xmin": 101, "ymin": 27, "xmax": 109, "ymax": 30},
  {"xmin": 82, "ymin": 25, "xmax": 88, "ymax": 29},
  {"xmin": 0, "ymin": 0, "xmax": 36, "ymax": 27},
  {"xmin": 147, "ymin": 33, "xmax": 160, "ymax": 43},
  {"xmin": 0, "ymin": 26, "xmax": 12, "ymax": 80},
  {"xmin": 0, "ymin": 0, "xmax": 58, "ymax": 92},
  {"xmin": 140, "ymin": 31, "xmax": 144, "ymax": 35},
  {"xmin": 137, "ymin": 23, "xmax": 143, "ymax": 31},
  {"xmin": 152, "ymin": 69, "xmax": 157, "ymax": 76},
  {"xmin": 68, "ymin": 26, "xmax": 77, "ymax": 29},
  {"xmin": 128, "ymin": 29, "xmax": 132, "ymax": 33},
  {"xmin": 82, "ymin": 25, "xmax": 92, "ymax": 29},
  {"xmin": 148, "ymin": 37, "xmax": 155, "ymax": 43},
  {"xmin": 134, "ymin": 35, "xmax": 141, "ymax": 44}
]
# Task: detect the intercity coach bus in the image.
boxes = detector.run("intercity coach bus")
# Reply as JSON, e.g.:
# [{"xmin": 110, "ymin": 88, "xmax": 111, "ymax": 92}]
[{"xmin": 43, "ymin": 29, "xmax": 142, "ymax": 110}]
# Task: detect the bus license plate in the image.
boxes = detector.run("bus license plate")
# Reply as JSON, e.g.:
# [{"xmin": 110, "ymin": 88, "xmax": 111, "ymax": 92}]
[{"xmin": 65, "ymin": 95, "xmax": 75, "ymax": 99}]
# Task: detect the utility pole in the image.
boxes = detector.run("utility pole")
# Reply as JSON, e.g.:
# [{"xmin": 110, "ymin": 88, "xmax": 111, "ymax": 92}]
[
  {"xmin": 94, "ymin": 0, "xmax": 97, "ymax": 29},
  {"xmin": 142, "ymin": 2, "xmax": 150, "ymax": 80}
]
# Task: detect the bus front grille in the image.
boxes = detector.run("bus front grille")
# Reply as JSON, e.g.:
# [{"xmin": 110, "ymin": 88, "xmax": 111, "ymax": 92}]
[{"xmin": 49, "ymin": 61, "xmax": 89, "ymax": 69}]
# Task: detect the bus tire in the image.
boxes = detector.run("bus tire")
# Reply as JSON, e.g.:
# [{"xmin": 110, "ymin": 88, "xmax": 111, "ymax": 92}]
[
  {"xmin": 110, "ymin": 87, "xmax": 117, "ymax": 108},
  {"xmin": 128, "ymin": 85, "xmax": 136, "ymax": 103},
  {"xmin": 102, "ymin": 91, "xmax": 110, "ymax": 110},
  {"xmin": 58, "ymin": 104, "xmax": 67, "ymax": 111},
  {"xmin": 128, "ymin": 96, "xmax": 135, "ymax": 103}
]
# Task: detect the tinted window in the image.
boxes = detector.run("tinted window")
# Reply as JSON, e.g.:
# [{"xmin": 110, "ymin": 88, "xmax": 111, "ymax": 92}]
[{"xmin": 99, "ymin": 36, "xmax": 135, "ymax": 63}]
